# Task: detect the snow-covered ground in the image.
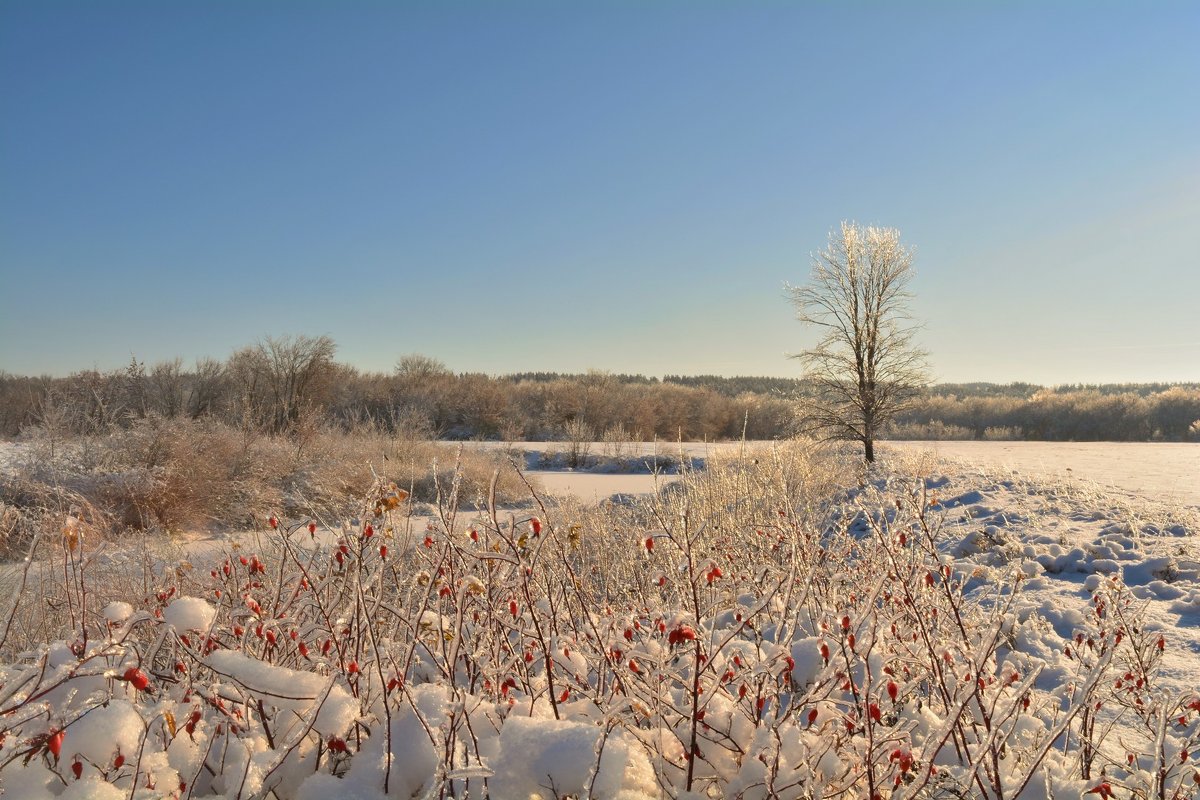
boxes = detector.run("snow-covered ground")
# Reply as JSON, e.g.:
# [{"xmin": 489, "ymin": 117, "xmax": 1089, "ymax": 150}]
[
  {"xmin": 512, "ymin": 440, "xmax": 1199, "ymax": 510},
  {"xmin": 882, "ymin": 441, "xmax": 1200, "ymax": 508},
  {"xmin": 912, "ymin": 463, "xmax": 1200, "ymax": 702}
]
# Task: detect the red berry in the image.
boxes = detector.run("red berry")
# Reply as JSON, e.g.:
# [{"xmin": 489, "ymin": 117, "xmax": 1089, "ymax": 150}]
[
  {"xmin": 72, "ymin": 758, "xmax": 82, "ymax": 779},
  {"xmin": 530, "ymin": 517, "xmax": 542, "ymax": 536},
  {"xmin": 47, "ymin": 729, "xmax": 63, "ymax": 759},
  {"xmin": 122, "ymin": 667, "xmax": 150, "ymax": 691},
  {"xmin": 307, "ymin": 521, "xmax": 317, "ymax": 535}
]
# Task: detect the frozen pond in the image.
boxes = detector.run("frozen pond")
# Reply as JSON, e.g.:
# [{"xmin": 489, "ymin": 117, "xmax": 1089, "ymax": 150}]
[{"xmin": 530, "ymin": 470, "xmax": 681, "ymax": 502}]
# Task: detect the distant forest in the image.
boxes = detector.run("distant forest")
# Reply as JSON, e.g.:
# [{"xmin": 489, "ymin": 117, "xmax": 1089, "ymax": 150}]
[{"xmin": 1, "ymin": 337, "xmax": 1198, "ymax": 443}]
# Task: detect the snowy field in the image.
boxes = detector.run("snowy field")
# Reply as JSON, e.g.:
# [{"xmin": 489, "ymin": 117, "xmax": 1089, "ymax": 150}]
[
  {"xmin": 882, "ymin": 441, "xmax": 1200, "ymax": 509},
  {"xmin": 1, "ymin": 441, "xmax": 1198, "ymax": 798},
  {"xmin": 504, "ymin": 440, "xmax": 1199, "ymax": 508}
]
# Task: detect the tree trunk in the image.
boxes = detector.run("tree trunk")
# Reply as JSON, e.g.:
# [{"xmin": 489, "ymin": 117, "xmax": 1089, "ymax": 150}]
[{"xmin": 864, "ymin": 437, "xmax": 875, "ymax": 463}]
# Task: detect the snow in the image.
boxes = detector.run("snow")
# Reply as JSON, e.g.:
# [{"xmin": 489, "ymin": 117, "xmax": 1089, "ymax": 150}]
[
  {"xmin": 882, "ymin": 440, "xmax": 1200, "ymax": 507},
  {"xmin": 500, "ymin": 440, "xmax": 1200, "ymax": 506},
  {"xmin": 531, "ymin": 470, "xmax": 681, "ymax": 502},
  {"xmin": 101, "ymin": 601, "xmax": 134, "ymax": 624},
  {"xmin": 163, "ymin": 596, "xmax": 216, "ymax": 631},
  {"xmin": 57, "ymin": 777, "xmax": 129, "ymax": 800},
  {"xmin": 62, "ymin": 699, "xmax": 145, "ymax": 767},
  {"xmin": 490, "ymin": 716, "xmax": 658, "ymax": 799},
  {"xmin": 938, "ymin": 468, "xmax": 1198, "ymax": 691},
  {"xmin": 205, "ymin": 650, "xmax": 356, "ymax": 738},
  {"xmin": 337, "ymin": 684, "xmax": 444, "ymax": 798}
]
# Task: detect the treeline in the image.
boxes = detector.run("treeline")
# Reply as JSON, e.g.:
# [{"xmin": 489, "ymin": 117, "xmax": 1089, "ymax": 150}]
[
  {"xmin": 890, "ymin": 387, "xmax": 1200, "ymax": 442},
  {"xmin": 1, "ymin": 336, "xmax": 1197, "ymax": 442},
  {"xmin": 0, "ymin": 338, "xmax": 793, "ymax": 442}
]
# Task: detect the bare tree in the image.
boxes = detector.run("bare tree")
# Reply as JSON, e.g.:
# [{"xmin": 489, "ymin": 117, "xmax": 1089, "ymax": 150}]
[
  {"xmin": 260, "ymin": 335, "xmax": 337, "ymax": 433},
  {"xmin": 395, "ymin": 353, "xmax": 449, "ymax": 380},
  {"xmin": 224, "ymin": 336, "xmax": 337, "ymax": 433},
  {"xmin": 788, "ymin": 222, "xmax": 929, "ymax": 462},
  {"xmin": 187, "ymin": 357, "xmax": 227, "ymax": 419},
  {"xmin": 149, "ymin": 358, "xmax": 186, "ymax": 418}
]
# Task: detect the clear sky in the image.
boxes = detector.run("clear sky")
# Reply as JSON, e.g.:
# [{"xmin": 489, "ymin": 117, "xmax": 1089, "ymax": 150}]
[{"xmin": 1, "ymin": 1, "xmax": 1197, "ymax": 385}]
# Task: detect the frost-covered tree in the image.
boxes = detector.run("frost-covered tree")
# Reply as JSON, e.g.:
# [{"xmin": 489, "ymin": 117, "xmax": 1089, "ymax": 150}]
[
  {"xmin": 789, "ymin": 222, "xmax": 929, "ymax": 462},
  {"xmin": 226, "ymin": 335, "xmax": 337, "ymax": 433}
]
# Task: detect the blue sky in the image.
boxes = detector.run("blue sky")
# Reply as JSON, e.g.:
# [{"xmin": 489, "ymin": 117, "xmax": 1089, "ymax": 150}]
[{"xmin": 2, "ymin": 1, "xmax": 1197, "ymax": 384}]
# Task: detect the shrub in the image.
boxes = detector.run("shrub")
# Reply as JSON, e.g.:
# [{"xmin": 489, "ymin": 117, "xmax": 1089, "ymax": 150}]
[{"xmin": 2, "ymin": 448, "xmax": 1194, "ymax": 798}]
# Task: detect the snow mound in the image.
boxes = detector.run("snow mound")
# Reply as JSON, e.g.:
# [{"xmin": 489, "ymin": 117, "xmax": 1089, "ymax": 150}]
[
  {"xmin": 62, "ymin": 700, "xmax": 145, "ymax": 766},
  {"xmin": 164, "ymin": 596, "xmax": 216, "ymax": 631},
  {"xmin": 206, "ymin": 650, "xmax": 355, "ymax": 737},
  {"xmin": 101, "ymin": 601, "xmax": 134, "ymax": 624},
  {"xmin": 490, "ymin": 716, "xmax": 657, "ymax": 799},
  {"xmin": 59, "ymin": 777, "xmax": 129, "ymax": 800}
]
